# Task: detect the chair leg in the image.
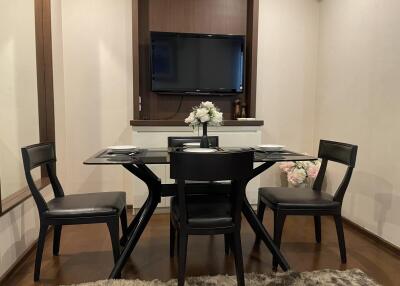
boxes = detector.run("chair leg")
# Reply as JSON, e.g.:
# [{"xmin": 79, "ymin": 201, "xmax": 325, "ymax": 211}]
[
  {"xmin": 177, "ymin": 230, "xmax": 180, "ymax": 256},
  {"xmin": 107, "ymin": 218, "xmax": 121, "ymax": 264},
  {"xmin": 334, "ymin": 215, "xmax": 347, "ymax": 263},
  {"xmin": 314, "ymin": 216, "xmax": 321, "ymax": 243},
  {"xmin": 34, "ymin": 223, "xmax": 48, "ymax": 281},
  {"xmin": 178, "ymin": 231, "xmax": 188, "ymax": 286},
  {"xmin": 255, "ymin": 197, "xmax": 266, "ymax": 243},
  {"xmin": 224, "ymin": 234, "xmax": 230, "ymax": 255},
  {"xmin": 53, "ymin": 225, "xmax": 62, "ymax": 256},
  {"xmin": 232, "ymin": 230, "xmax": 245, "ymax": 286},
  {"xmin": 120, "ymin": 207, "xmax": 128, "ymax": 239},
  {"xmin": 272, "ymin": 212, "xmax": 286, "ymax": 270},
  {"xmin": 170, "ymin": 218, "xmax": 176, "ymax": 257}
]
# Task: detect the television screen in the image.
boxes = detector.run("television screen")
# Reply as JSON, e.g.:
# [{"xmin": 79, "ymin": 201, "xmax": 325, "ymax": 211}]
[{"xmin": 151, "ymin": 32, "xmax": 245, "ymax": 94}]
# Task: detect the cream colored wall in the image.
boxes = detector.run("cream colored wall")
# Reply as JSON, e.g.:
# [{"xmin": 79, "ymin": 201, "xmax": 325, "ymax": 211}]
[
  {"xmin": 0, "ymin": 0, "xmax": 47, "ymax": 279},
  {"xmin": 0, "ymin": 0, "xmax": 40, "ymax": 198},
  {"xmin": 0, "ymin": 188, "xmax": 52, "ymax": 279},
  {"xmin": 315, "ymin": 0, "xmax": 400, "ymax": 247},
  {"xmin": 256, "ymin": 0, "xmax": 320, "ymax": 187},
  {"xmin": 52, "ymin": 0, "xmax": 134, "ymax": 201},
  {"xmin": 1, "ymin": 1, "xmax": 134, "ymax": 278}
]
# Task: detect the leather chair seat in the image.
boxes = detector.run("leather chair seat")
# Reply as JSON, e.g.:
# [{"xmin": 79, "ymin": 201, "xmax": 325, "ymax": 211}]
[
  {"xmin": 171, "ymin": 194, "xmax": 232, "ymax": 228},
  {"xmin": 259, "ymin": 187, "xmax": 340, "ymax": 210},
  {"xmin": 45, "ymin": 192, "xmax": 126, "ymax": 218}
]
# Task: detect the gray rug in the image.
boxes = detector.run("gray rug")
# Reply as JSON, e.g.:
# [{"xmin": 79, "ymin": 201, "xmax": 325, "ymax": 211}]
[{"xmin": 67, "ymin": 269, "xmax": 379, "ymax": 286}]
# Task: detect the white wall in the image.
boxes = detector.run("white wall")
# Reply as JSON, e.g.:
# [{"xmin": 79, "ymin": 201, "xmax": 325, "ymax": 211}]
[
  {"xmin": 315, "ymin": 0, "xmax": 400, "ymax": 247},
  {"xmin": 52, "ymin": 0, "xmax": 134, "ymax": 202},
  {"xmin": 0, "ymin": 0, "xmax": 43, "ymax": 278},
  {"xmin": 0, "ymin": 0, "xmax": 40, "ymax": 198},
  {"xmin": 0, "ymin": 188, "xmax": 52, "ymax": 279},
  {"xmin": 256, "ymin": 0, "xmax": 320, "ymax": 187}
]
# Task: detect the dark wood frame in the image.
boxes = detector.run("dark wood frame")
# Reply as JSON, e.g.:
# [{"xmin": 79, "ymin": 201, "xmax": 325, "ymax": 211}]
[
  {"xmin": 0, "ymin": 0, "xmax": 55, "ymax": 215},
  {"xmin": 131, "ymin": 0, "xmax": 260, "ymax": 125}
]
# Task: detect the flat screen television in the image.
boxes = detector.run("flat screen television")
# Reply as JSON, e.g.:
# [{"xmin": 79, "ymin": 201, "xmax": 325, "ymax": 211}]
[{"xmin": 150, "ymin": 32, "xmax": 245, "ymax": 94}]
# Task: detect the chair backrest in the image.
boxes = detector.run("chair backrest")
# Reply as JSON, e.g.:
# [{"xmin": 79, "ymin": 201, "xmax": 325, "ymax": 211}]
[
  {"xmin": 168, "ymin": 136, "xmax": 219, "ymax": 148},
  {"xmin": 170, "ymin": 151, "xmax": 253, "ymax": 228},
  {"xmin": 312, "ymin": 140, "xmax": 358, "ymax": 202},
  {"xmin": 21, "ymin": 143, "xmax": 64, "ymax": 214}
]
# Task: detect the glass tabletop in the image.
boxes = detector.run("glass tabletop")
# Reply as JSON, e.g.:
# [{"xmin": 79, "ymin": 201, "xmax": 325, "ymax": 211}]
[{"xmin": 84, "ymin": 147, "xmax": 317, "ymax": 165}]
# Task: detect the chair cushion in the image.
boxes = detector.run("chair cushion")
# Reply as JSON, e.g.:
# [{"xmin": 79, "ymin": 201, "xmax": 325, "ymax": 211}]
[
  {"xmin": 259, "ymin": 187, "xmax": 340, "ymax": 210},
  {"xmin": 171, "ymin": 194, "xmax": 233, "ymax": 228},
  {"xmin": 45, "ymin": 192, "xmax": 126, "ymax": 218}
]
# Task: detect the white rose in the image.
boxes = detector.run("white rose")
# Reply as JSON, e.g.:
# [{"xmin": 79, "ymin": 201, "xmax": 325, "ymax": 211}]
[
  {"xmin": 200, "ymin": 114, "xmax": 210, "ymax": 123},
  {"xmin": 287, "ymin": 168, "xmax": 307, "ymax": 186},
  {"xmin": 298, "ymin": 161, "xmax": 311, "ymax": 169},
  {"xmin": 195, "ymin": 108, "xmax": 209, "ymax": 120},
  {"xmin": 213, "ymin": 111, "xmax": 223, "ymax": 123},
  {"xmin": 209, "ymin": 111, "xmax": 223, "ymax": 126},
  {"xmin": 184, "ymin": 111, "xmax": 195, "ymax": 124},
  {"xmin": 201, "ymin": 101, "xmax": 214, "ymax": 109}
]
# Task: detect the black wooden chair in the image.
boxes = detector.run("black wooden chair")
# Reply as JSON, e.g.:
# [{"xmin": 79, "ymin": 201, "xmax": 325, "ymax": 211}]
[
  {"xmin": 170, "ymin": 150, "xmax": 253, "ymax": 286},
  {"xmin": 168, "ymin": 136, "xmax": 231, "ymax": 257},
  {"xmin": 256, "ymin": 140, "xmax": 358, "ymax": 269},
  {"xmin": 21, "ymin": 143, "xmax": 128, "ymax": 281}
]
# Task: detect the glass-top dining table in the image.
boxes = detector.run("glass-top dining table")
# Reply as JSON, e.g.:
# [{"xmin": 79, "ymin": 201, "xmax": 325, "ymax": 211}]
[{"xmin": 84, "ymin": 147, "xmax": 316, "ymax": 278}]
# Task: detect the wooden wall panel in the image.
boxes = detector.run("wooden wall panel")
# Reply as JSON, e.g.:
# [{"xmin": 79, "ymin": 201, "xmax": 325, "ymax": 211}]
[
  {"xmin": 35, "ymin": 0, "xmax": 55, "ymax": 143},
  {"xmin": 245, "ymin": 0, "xmax": 258, "ymax": 118},
  {"xmin": 132, "ymin": 0, "xmax": 141, "ymax": 119},
  {"xmin": 138, "ymin": 0, "xmax": 152, "ymax": 119},
  {"xmin": 154, "ymin": 95, "xmax": 233, "ymax": 120},
  {"xmin": 149, "ymin": 0, "xmax": 247, "ymax": 35}
]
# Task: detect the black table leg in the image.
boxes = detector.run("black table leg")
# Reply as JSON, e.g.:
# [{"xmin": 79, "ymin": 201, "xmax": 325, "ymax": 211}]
[
  {"xmin": 241, "ymin": 161, "xmax": 290, "ymax": 271},
  {"xmin": 109, "ymin": 164, "xmax": 162, "ymax": 279},
  {"xmin": 119, "ymin": 195, "xmax": 147, "ymax": 246},
  {"xmin": 242, "ymin": 196, "xmax": 290, "ymax": 271}
]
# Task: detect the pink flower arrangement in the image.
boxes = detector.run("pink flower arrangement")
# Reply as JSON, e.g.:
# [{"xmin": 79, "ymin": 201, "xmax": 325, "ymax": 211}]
[
  {"xmin": 279, "ymin": 162, "xmax": 295, "ymax": 173},
  {"xmin": 287, "ymin": 168, "xmax": 307, "ymax": 186},
  {"xmin": 279, "ymin": 159, "xmax": 321, "ymax": 187},
  {"xmin": 307, "ymin": 164, "xmax": 320, "ymax": 179}
]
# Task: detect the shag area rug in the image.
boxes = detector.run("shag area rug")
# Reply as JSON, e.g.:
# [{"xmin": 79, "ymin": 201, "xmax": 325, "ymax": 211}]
[{"xmin": 66, "ymin": 269, "xmax": 379, "ymax": 286}]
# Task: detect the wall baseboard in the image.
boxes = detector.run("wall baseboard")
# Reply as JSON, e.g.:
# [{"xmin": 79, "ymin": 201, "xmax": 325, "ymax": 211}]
[
  {"xmin": 0, "ymin": 227, "xmax": 53, "ymax": 284},
  {"xmin": 342, "ymin": 216, "xmax": 400, "ymax": 256},
  {"xmin": 250, "ymin": 204, "xmax": 400, "ymax": 256}
]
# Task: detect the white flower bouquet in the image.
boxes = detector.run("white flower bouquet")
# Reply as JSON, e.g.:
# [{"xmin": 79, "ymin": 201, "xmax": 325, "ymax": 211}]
[
  {"xmin": 184, "ymin": 101, "xmax": 223, "ymax": 128},
  {"xmin": 279, "ymin": 160, "xmax": 321, "ymax": 187}
]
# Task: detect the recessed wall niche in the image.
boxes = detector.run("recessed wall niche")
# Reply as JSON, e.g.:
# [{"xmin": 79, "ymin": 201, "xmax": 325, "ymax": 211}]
[{"xmin": 131, "ymin": 0, "xmax": 259, "ymax": 124}]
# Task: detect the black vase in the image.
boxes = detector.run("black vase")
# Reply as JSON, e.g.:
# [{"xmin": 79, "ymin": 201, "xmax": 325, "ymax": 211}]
[{"xmin": 200, "ymin": 122, "xmax": 210, "ymax": 148}]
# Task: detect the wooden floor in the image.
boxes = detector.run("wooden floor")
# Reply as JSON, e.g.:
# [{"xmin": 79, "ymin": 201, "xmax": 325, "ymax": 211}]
[{"xmin": 3, "ymin": 211, "xmax": 399, "ymax": 286}]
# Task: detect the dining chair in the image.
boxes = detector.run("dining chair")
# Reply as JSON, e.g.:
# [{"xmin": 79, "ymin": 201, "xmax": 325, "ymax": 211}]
[
  {"xmin": 256, "ymin": 140, "xmax": 358, "ymax": 269},
  {"xmin": 21, "ymin": 142, "xmax": 128, "ymax": 281},
  {"xmin": 168, "ymin": 136, "xmax": 219, "ymax": 148},
  {"xmin": 168, "ymin": 136, "xmax": 230, "ymax": 257},
  {"xmin": 170, "ymin": 150, "xmax": 253, "ymax": 286}
]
